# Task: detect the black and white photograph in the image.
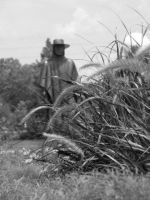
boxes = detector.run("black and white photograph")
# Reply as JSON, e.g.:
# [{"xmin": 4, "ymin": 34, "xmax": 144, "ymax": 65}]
[{"xmin": 1, "ymin": 0, "xmax": 150, "ymax": 199}]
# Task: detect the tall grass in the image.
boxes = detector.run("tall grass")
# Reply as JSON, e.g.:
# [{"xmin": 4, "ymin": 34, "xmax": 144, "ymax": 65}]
[{"xmin": 21, "ymin": 20, "xmax": 150, "ymax": 175}]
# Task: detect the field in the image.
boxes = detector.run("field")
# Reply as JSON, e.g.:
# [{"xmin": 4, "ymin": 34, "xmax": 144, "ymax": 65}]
[{"xmin": 1, "ymin": 139, "xmax": 150, "ymax": 200}]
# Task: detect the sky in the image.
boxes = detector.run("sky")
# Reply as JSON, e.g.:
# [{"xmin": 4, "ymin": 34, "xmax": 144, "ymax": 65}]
[{"xmin": 0, "ymin": 0, "xmax": 150, "ymax": 70}]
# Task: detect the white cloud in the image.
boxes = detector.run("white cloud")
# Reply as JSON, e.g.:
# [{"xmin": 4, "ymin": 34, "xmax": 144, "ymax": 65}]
[
  {"xmin": 55, "ymin": 7, "xmax": 100, "ymax": 38},
  {"xmin": 124, "ymin": 32, "xmax": 150, "ymax": 47}
]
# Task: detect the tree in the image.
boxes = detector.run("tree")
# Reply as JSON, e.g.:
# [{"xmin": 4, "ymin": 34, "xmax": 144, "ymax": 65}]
[{"xmin": 40, "ymin": 38, "xmax": 53, "ymax": 63}]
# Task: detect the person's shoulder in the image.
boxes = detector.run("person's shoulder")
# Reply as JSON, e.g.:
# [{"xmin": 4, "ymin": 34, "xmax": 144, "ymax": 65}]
[{"xmin": 65, "ymin": 57, "xmax": 75, "ymax": 65}]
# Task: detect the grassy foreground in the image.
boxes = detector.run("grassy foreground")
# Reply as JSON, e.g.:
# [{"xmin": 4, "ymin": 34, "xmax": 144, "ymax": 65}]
[
  {"xmin": 0, "ymin": 140, "xmax": 150, "ymax": 200},
  {"xmin": 2, "ymin": 15, "xmax": 150, "ymax": 199}
]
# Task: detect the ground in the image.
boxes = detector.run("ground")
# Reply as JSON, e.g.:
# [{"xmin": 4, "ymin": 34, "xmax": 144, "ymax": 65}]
[
  {"xmin": 2, "ymin": 139, "xmax": 45, "ymax": 151},
  {"xmin": 1, "ymin": 139, "xmax": 150, "ymax": 200}
]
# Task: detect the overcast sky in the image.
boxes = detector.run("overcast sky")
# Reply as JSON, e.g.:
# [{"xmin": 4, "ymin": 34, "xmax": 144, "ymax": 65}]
[{"xmin": 0, "ymin": 0, "xmax": 150, "ymax": 68}]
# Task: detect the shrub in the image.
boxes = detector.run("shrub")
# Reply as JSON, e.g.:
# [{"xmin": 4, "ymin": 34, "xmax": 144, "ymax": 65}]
[{"xmin": 0, "ymin": 58, "xmax": 49, "ymax": 139}]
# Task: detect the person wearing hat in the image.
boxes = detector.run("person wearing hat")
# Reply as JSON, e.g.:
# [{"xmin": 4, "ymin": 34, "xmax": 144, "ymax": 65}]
[{"xmin": 39, "ymin": 39, "xmax": 78, "ymax": 104}]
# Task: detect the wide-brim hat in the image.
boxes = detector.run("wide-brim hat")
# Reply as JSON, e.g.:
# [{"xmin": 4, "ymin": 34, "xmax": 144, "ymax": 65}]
[{"xmin": 52, "ymin": 39, "xmax": 70, "ymax": 48}]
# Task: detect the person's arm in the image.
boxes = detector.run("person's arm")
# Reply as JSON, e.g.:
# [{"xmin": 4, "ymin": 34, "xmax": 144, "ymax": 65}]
[{"xmin": 71, "ymin": 60, "xmax": 78, "ymax": 81}]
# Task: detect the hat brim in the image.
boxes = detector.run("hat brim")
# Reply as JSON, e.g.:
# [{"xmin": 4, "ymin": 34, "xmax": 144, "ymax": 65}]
[
  {"xmin": 64, "ymin": 44, "xmax": 70, "ymax": 48},
  {"xmin": 53, "ymin": 44, "xmax": 70, "ymax": 48}
]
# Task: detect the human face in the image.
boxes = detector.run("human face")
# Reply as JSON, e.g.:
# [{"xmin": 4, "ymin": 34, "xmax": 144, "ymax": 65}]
[{"xmin": 53, "ymin": 45, "xmax": 65, "ymax": 56}]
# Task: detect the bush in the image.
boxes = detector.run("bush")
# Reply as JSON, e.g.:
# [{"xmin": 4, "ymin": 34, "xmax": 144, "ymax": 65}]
[{"xmin": 0, "ymin": 58, "xmax": 48, "ymax": 140}]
